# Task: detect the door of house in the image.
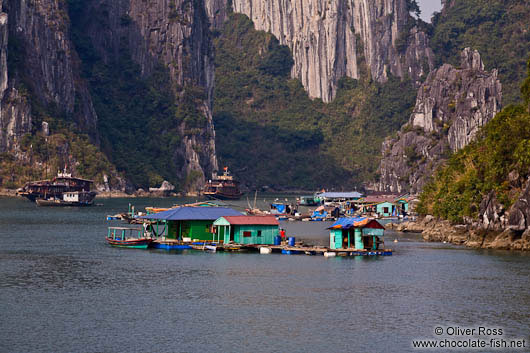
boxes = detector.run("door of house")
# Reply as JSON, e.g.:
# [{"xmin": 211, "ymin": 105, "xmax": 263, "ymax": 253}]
[{"xmin": 342, "ymin": 230, "xmax": 349, "ymax": 248}]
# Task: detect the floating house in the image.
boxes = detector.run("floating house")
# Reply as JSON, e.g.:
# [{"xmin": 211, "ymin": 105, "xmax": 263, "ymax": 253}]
[
  {"xmin": 213, "ymin": 215, "xmax": 279, "ymax": 245},
  {"xmin": 376, "ymin": 201, "xmax": 395, "ymax": 217},
  {"xmin": 328, "ymin": 217, "xmax": 385, "ymax": 250},
  {"xmin": 360, "ymin": 195, "xmax": 409, "ymax": 217},
  {"xmin": 140, "ymin": 207, "xmax": 242, "ymax": 241},
  {"xmin": 395, "ymin": 198, "xmax": 409, "ymax": 214}
]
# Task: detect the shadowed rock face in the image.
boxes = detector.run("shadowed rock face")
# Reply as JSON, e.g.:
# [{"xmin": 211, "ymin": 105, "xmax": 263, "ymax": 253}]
[
  {"xmin": 226, "ymin": 0, "xmax": 434, "ymax": 102},
  {"xmin": 378, "ymin": 48, "xmax": 502, "ymax": 194},
  {"xmin": 0, "ymin": 0, "xmax": 98, "ymax": 152},
  {"xmin": 0, "ymin": 0, "xmax": 218, "ymax": 191},
  {"xmin": 78, "ymin": 0, "xmax": 218, "ymax": 189}
]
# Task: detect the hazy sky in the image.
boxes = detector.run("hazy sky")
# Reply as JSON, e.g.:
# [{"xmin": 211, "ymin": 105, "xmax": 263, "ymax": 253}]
[{"xmin": 417, "ymin": 0, "xmax": 443, "ymax": 22}]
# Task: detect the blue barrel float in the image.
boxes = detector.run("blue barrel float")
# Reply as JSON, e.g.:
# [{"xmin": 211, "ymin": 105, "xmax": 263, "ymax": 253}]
[
  {"xmin": 274, "ymin": 235, "xmax": 282, "ymax": 245},
  {"xmin": 288, "ymin": 236, "xmax": 296, "ymax": 246}
]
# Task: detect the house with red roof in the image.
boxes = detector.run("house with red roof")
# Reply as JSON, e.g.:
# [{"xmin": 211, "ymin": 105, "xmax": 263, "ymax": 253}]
[{"xmin": 213, "ymin": 215, "xmax": 280, "ymax": 245}]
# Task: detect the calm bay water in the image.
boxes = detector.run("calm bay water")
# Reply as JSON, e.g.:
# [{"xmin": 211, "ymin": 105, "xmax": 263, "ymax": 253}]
[{"xmin": 0, "ymin": 196, "xmax": 529, "ymax": 352}]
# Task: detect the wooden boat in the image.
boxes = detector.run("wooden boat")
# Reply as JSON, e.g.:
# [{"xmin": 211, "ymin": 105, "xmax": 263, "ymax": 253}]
[
  {"xmin": 35, "ymin": 192, "xmax": 95, "ymax": 207},
  {"xmin": 105, "ymin": 227, "xmax": 153, "ymax": 249},
  {"xmin": 17, "ymin": 168, "xmax": 97, "ymax": 206},
  {"xmin": 202, "ymin": 167, "xmax": 243, "ymax": 200}
]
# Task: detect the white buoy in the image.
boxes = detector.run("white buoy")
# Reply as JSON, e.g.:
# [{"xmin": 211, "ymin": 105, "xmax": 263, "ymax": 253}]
[
  {"xmin": 324, "ymin": 252, "xmax": 336, "ymax": 257},
  {"xmin": 393, "ymin": 239, "xmax": 398, "ymax": 243},
  {"xmin": 260, "ymin": 247, "xmax": 272, "ymax": 254}
]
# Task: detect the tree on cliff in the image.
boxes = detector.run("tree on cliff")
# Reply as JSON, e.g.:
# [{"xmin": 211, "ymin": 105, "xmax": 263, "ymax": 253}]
[{"xmin": 417, "ymin": 58, "xmax": 530, "ymax": 222}]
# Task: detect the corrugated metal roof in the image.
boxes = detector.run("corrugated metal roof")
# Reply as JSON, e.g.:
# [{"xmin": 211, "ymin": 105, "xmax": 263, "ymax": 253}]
[
  {"xmin": 140, "ymin": 207, "xmax": 242, "ymax": 221},
  {"xmin": 317, "ymin": 191, "xmax": 363, "ymax": 199},
  {"xmin": 363, "ymin": 196, "xmax": 395, "ymax": 203},
  {"xmin": 222, "ymin": 215, "xmax": 279, "ymax": 225},
  {"xmin": 328, "ymin": 217, "xmax": 384, "ymax": 230}
]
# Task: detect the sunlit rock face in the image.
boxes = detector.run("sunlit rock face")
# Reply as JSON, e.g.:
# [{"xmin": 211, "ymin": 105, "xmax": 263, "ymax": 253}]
[
  {"xmin": 229, "ymin": 0, "xmax": 434, "ymax": 102},
  {"xmin": 378, "ymin": 48, "xmax": 502, "ymax": 194}
]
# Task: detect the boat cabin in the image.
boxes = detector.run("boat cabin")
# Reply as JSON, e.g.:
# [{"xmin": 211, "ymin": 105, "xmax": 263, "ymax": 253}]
[
  {"xmin": 213, "ymin": 215, "xmax": 279, "ymax": 245},
  {"xmin": 328, "ymin": 217, "xmax": 385, "ymax": 250},
  {"xmin": 140, "ymin": 206, "xmax": 242, "ymax": 241}
]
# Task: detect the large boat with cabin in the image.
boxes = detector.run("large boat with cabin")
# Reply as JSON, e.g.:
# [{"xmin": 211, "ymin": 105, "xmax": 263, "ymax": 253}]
[
  {"xmin": 202, "ymin": 167, "xmax": 243, "ymax": 200},
  {"xmin": 17, "ymin": 169, "xmax": 97, "ymax": 206}
]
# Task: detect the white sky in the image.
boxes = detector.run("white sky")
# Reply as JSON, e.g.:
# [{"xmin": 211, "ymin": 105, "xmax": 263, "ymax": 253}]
[{"xmin": 417, "ymin": 0, "xmax": 443, "ymax": 22}]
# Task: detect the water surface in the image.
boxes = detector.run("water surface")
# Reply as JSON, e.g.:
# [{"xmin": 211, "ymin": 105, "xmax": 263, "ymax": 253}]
[{"xmin": 1, "ymin": 197, "xmax": 528, "ymax": 352}]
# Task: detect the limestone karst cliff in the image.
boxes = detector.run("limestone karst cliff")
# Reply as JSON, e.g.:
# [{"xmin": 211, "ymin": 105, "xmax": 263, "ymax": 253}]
[
  {"xmin": 0, "ymin": 0, "xmax": 218, "ymax": 191},
  {"xmin": 0, "ymin": 0, "xmax": 98, "ymax": 153},
  {"xmin": 71, "ymin": 0, "xmax": 218, "ymax": 190},
  {"xmin": 228, "ymin": 0, "xmax": 434, "ymax": 102},
  {"xmin": 378, "ymin": 48, "xmax": 502, "ymax": 194}
]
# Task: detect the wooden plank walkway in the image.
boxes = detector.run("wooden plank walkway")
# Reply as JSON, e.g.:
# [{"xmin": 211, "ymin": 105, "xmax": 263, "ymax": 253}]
[{"xmin": 149, "ymin": 240, "xmax": 393, "ymax": 257}]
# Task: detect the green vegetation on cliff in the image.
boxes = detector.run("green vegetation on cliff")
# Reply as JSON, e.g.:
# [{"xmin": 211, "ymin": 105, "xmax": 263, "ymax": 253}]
[
  {"xmin": 430, "ymin": 0, "xmax": 530, "ymax": 105},
  {"xmin": 417, "ymin": 59, "xmax": 530, "ymax": 222},
  {"xmin": 213, "ymin": 14, "xmax": 416, "ymax": 189},
  {"xmin": 1, "ymin": 14, "xmax": 117, "ymax": 188},
  {"xmin": 67, "ymin": 2, "xmax": 197, "ymax": 189}
]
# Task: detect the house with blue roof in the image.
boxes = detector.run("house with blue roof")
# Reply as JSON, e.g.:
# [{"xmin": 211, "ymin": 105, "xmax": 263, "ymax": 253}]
[
  {"xmin": 140, "ymin": 207, "xmax": 242, "ymax": 241},
  {"xmin": 328, "ymin": 217, "xmax": 385, "ymax": 250}
]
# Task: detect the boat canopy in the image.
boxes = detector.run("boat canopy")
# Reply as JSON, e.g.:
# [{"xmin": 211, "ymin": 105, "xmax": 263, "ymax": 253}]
[
  {"xmin": 139, "ymin": 206, "xmax": 242, "ymax": 221},
  {"xmin": 271, "ymin": 203, "xmax": 286, "ymax": 213},
  {"xmin": 317, "ymin": 192, "xmax": 363, "ymax": 199}
]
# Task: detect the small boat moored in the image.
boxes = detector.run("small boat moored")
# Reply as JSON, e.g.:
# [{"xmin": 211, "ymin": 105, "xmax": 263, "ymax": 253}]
[{"xmin": 106, "ymin": 227, "xmax": 153, "ymax": 249}]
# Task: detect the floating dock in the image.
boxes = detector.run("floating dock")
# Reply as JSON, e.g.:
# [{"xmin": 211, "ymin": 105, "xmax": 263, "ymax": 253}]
[{"xmin": 147, "ymin": 240, "xmax": 392, "ymax": 257}]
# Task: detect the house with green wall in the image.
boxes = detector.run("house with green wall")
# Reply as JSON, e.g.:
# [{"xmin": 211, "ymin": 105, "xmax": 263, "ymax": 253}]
[
  {"xmin": 376, "ymin": 201, "xmax": 395, "ymax": 217},
  {"xmin": 140, "ymin": 206, "xmax": 242, "ymax": 241},
  {"xmin": 213, "ymin": 216, "xmax": 279, "ymax": 245},
  {"xmin": 328, "ymin": 217, "xmax": 385, "ymax": 250}
]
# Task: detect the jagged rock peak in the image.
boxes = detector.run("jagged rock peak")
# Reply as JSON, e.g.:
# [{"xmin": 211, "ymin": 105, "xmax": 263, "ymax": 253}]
[
  {"xmin": 230, "ymin": 0, "xmax": 434, "ymax": 102},
  {"xmin": 377, "ymin": 48, "xmax": 502, "ymax": 194},
  {"xmin": 461, "ymin": 47, "xmax": 484, "ymax": 71}
]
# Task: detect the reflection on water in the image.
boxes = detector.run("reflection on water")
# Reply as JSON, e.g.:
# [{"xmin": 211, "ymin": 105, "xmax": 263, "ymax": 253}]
[{"xmin": 0, "ymin": 196, "xmax": 529, "ymax": 352}]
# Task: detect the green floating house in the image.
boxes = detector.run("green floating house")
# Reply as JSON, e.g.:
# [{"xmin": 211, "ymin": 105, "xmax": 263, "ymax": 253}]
[
  {"xmin": 213, "ymin": 215, "xmax": 279, "ymax": 245},
  {"xmin": 140, "ymin": 206, "xmax": 242, "ymax": 241},
  {"xmin": 328, "ymin": 217, "xmax": 385, "ymax": 250}
]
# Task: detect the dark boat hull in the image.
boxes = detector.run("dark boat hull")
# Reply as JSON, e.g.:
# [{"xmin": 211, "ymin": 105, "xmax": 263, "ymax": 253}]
[
  {"xmin": 36, "ymin": 199, "xmax": 94, "ymax": 207},
  {"xmin": 204, "ymin": 192, "xmax": 243, "ymax": 200},
  {"xmin": 105, "ymin": 237, "xmax": 152, "ymax": 249}
]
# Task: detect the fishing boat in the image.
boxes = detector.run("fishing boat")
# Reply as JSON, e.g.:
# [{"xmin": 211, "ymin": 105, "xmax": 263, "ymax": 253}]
[
  {"xmin": 105, "ymin": 227, "xmax": 153, "ymax": 249},
  {"xmin": 202, "ymin": 167, "xmax": 243, "ymax": 200},
  {"xmin": 17, "ymin": 168, "xmax": 97, "ymax": 206}
]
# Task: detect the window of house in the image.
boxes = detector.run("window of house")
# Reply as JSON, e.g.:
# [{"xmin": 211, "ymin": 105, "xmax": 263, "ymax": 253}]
[
  {"xmin": 243, "ymin": 231, "xmax": 251, "ymax": 237},
  {"xmin": 383, "ymin": 207, "xmax": 389, "ymax": 213},
  {"xmin": 257, "ymin": 230, "xmax": 262, "ymax": 237}
]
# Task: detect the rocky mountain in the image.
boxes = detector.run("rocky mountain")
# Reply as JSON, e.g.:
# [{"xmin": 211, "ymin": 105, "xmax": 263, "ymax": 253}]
[
  {"xmin": 377, "ymin": 48, "xmax": 502, "ymax": 194},
  {"xmin": 69, "ymin": 0, "xmax": 218, "ymax": 190},
  {"xmin": 0, "ymin": 0, "xmax": 98, "ymax": 152},
  {"xmin": 0, "ymin": 0, "xmax": 218, "ymax": 191},
  {"xmin": 228, "ymin": 0, "xmax": 434, "ymax": 102},
  {"xmin": 0, "ymin": 0, "xmax": 435, "ymax": 191}
]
